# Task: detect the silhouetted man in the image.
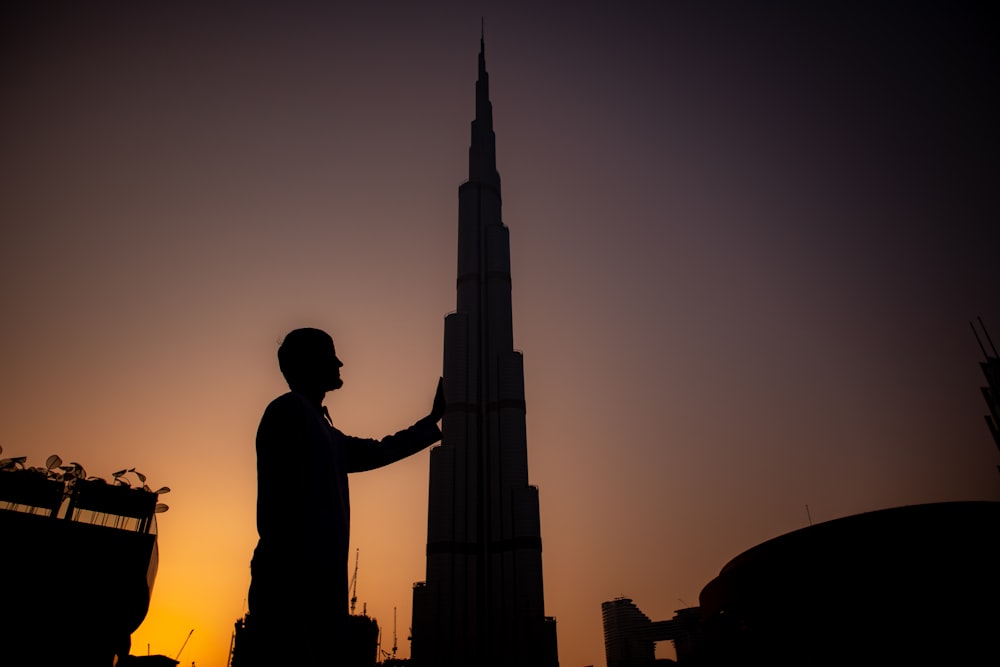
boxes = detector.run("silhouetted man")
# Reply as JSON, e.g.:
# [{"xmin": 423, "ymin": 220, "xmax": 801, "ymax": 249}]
[{"xmin": 246, "ymin": 327, "xmax": 443, "ymax": 665}]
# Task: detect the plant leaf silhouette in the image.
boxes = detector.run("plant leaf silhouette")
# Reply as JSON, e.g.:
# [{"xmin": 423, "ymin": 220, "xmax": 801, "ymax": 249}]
[{"xmin": 1, "ymin": 456, "xmax": 28, "ymax": 470}]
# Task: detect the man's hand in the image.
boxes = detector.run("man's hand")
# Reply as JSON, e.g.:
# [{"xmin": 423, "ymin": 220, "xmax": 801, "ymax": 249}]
[{"xmin": 430, "ymin": 377, "xmax": 445, "ymax": 422}]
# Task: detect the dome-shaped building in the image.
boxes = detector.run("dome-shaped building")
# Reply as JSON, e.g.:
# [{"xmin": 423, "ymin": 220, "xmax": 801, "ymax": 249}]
[{"xmin": 697, "ymin": 501, "xmax": 1000, "ymax": 666}]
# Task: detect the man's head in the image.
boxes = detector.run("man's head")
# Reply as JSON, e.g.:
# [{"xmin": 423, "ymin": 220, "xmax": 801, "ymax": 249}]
[{"xmin": 277, "ymin": 327, "xmax": 343, "ymax": 393}]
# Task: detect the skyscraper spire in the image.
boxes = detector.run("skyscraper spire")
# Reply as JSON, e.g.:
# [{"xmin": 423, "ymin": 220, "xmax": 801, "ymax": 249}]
[
  {"xmin": 469, "ymin": 30, "xmax": 500, "ymax": 191},
  {"xmin": 410, "ymin": 36, "xmax": 558, "ymax": 667}
]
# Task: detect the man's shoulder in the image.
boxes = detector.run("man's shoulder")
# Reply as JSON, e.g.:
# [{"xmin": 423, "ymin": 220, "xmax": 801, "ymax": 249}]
[
  {"xmin": 257, "ymin": 392, "xmax": 311, "ymax": 445},
  {"xmin": 262, "ymin": 392, "xmax": 309, "ymax": 419},
  {"xmin": 267, "ymin": 391, "xmax": 301, "ymax": 407}
]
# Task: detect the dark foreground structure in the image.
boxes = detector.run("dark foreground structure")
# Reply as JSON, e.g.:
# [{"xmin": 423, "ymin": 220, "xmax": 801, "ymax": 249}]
[
  {"xmin": 410, "ymin": 35, "xmax": 558, "ymax": 667},
  {"xmin": 231, "ymin": 611, "xmax": 380, "ymax": 667},
  {"xmin": 699, "ymin": 501, "xmax": 1000, "ymax": 666},
  {"xmin": 606, "ymin": 501, "xmax": 1000, "ymax": 667},
  {"xmin": 0, "ymin": 461, "xmax": 169, "ymax": 666}
]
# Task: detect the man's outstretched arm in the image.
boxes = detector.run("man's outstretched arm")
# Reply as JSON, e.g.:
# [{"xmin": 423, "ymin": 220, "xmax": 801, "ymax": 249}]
[{"xmin": 344, "ymin": 378, "xmax": 444, "ymax": 472}]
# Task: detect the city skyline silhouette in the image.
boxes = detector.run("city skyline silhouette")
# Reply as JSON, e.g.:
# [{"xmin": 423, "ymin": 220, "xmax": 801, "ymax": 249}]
[{"xmin": 2, "ymin": 3, "xmax": 998, "ymax": 665}]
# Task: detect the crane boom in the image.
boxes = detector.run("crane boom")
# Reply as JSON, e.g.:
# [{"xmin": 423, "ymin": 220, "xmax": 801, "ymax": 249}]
[{"xmin": 175, "ymin": 629, "xmax": 194, "ymax": 660}]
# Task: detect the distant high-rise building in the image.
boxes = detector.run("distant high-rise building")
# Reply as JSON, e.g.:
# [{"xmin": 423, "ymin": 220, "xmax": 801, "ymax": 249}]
[
  {"xmin": 602, "ymin": 598, "xmax": 657, "ymax": 667},
  {"xmin": 409, "ymin": 35, "xmax": 558, "ymax": 667},
  {"xmin": 601, "ymin": 598, "xmax": 699, "ymax": 667}
]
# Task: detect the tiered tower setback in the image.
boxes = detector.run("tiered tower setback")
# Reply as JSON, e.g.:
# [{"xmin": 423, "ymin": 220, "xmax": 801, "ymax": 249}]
[{"xmin": 410, "ymin": 36, "xmax": 558, "ymax": 667}]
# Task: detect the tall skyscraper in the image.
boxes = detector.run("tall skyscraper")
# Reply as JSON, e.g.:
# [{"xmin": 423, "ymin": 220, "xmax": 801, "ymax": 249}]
[{"xmin": 410, "ymin": 36, "xmax": 559, "ymax": 667}]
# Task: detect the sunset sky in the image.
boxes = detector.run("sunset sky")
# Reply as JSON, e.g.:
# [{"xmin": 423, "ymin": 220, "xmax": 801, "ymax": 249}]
[{"xmin": 2, "ymin": 2, "xmax": 998, "ymax": 666}]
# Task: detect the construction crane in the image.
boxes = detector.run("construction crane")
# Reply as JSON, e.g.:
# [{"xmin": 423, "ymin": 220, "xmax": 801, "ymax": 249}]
[
  {"xmin": 391, "ymin": 606, "xmax": 398, "ymax": 659},
  {"xmin": 349, "ymin": 548, "xmax": 359, "ymax": 615},
  {"xmin": 380, "ymin": 607, "xmax": 399, "ymax": 663}
]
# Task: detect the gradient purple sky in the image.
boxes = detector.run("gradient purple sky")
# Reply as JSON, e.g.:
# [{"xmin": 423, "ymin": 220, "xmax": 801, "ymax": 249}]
[{"xmin": 3, "ymin": 2, "xmax": 998, "ymax": 665}]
